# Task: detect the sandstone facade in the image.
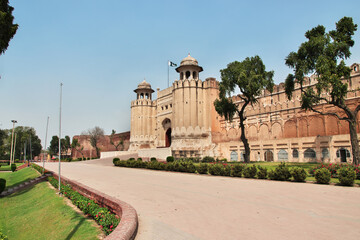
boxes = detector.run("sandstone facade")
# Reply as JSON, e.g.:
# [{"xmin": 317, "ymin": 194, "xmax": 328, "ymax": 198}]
[{"xmin": 129, "ymin": 55, "xmax": 360, "ymax": 163}]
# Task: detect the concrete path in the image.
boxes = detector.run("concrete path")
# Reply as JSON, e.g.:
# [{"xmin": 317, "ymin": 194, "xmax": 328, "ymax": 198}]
[{"xmin": 43, "ymin": 159, "xmax": 360, "ymax": 240}]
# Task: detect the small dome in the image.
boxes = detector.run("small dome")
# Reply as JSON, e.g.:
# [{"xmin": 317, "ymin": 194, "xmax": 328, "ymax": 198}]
[
  {"xmin": 180, "ymin": 53, "xmax": 198, "ymax": 66},
  {"xmin": 137, "ymin": 80, "xmax": 152, "ymax": 89}
]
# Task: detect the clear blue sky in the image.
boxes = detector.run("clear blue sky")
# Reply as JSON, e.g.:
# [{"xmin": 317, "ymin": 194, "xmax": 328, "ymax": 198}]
[{"xmin": 0, "ymin": 0, "xmax": 359, "ymax": 148}]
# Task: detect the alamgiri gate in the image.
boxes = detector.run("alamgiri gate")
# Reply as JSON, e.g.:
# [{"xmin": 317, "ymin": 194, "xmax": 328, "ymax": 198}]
[{"xmin": 92, "ymin": 54, "xmax": 360, "ymax": 163}]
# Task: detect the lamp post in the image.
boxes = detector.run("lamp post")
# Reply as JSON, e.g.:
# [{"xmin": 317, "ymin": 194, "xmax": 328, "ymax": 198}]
[
  {"xmin": 10, "ymin": 120, "xmax": 17, "ymax": 164},
  {"xmin": 12, "ymin": 133, "xmax": 17, "ymax": 163},
  {"xmin": 43, "ymin": 116, "xmax": 49, "ymax": 175},
  {"xmin": 58, "ymin": 83, "xmax": 63, "ymax": 192}
]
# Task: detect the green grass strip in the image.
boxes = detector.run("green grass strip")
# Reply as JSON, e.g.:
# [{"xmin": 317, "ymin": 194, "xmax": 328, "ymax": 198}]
[
  {"xmin": 0, "ymin": 167, "xmax": 39, "ymax": 190},
  {"xmin": 0, "ymin": 182, "xmax": 101, "ymax": 240}
]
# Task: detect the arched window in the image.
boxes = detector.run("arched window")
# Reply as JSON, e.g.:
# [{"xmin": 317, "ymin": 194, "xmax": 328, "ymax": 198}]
[
  {"xmin": 145, "ymin": 93, "xmax": 149, "ymax": 99},
  {"xmin": 321, "ymin": 148, "xmax": 329, "ymax": 159},
  {"xmin": 186, "ymin": 71, "xmax": 190, "ymax": 79},
  {"xmin": 304, "ymin": 149, "xmax": 316, "ymax": 159},
  {"xmin": 336, "ymin": 148, "xmax": 350, "ymax": 162},
  {"xmin": 292, "ymin": 149, "xmax": 299, "ymax": 158},
  {"xmin": 240, "ymin": 151, "xmax": 244, "ymax": 161},
  {"xmin": 230, "ymin": 151, "xmax": 238, "ymax": 161},
  {"xmin": 264, "ymin": 150, "xmax": 274, "ymax": 162},
  {"xmin": 140, "ymin": 93, "xmax": 144, "ymax": 99},
  {"xmin": 278, "ymin": 149, "xmax": 288, "ymax": 161},
  {"xmin": 180, "ymin": 72, "xmax": 184, "ymax": 80},
  {"xmin": 193, "ymin": 71, "xmax": 197, "ymax": 79}
]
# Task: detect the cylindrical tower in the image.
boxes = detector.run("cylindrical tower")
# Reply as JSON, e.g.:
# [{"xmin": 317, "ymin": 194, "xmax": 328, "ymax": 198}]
[
  {"xmin": 171, "ymin": 54, "xmax": 218, "ymax": 158},
  {"xmin": 129, "ymin": 80, "xmax": 156, "ymax": 150}
]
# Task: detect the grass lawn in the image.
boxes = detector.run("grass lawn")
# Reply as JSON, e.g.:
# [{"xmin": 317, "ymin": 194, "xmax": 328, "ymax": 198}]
[
  {"xmin": 0, "ymin": 163, "xmax": 24, "ymax": 171},
  {"xmin": 0, "ymin": 182, "xmax": 102, "ymax": 240},
  {"xmin": 0, "ymin": 167, "xmax": 39, "ymax": 190}
]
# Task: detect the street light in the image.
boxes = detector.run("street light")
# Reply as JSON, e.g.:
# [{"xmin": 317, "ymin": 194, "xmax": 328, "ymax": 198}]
[{"xmin": 10, "ymin": 120, "xmax": 17, "ymax": 164}]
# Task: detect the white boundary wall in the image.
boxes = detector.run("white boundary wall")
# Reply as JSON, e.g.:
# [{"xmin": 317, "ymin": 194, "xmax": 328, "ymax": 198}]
[
  {"xmin": 100, "ymin": 151, "xmax": 136, "ymax": 159},
  {"xmin": 138, "ymin": 148, "xmax": 171, "ymax": 160}
]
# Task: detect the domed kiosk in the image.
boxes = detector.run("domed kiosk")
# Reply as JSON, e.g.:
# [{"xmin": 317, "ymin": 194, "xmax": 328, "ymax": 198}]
[{"xmin": 176, "ymin": 54, "xmax": 203, "ymax": 80}]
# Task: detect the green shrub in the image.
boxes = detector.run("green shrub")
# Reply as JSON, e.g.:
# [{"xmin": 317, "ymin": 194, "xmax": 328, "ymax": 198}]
[
  {"xmin": 115, "ymin": 160, "xmax": 127, "ymax": 167},
  {"xmin": 231, "ymin": 164, "xmax": 244, "ymax": 177},
  {"xmin": 150, "ymin": 157, "xmax": 157, "ymax": 162},
  {"xmin": 0, "ymin": 178, "xmax": 6, "ymax": 194},
  {"xmin": 113, "ymin": 158, "xmax": 120, "ymax": 165},
  {"xmin": 223, "ymin": 165, "xmax": 231, "ymax": 176},
  {"xmin": 268, "ymin": 163, "xmax": 291, "ymax": 181},
  {"xmin": 196, "ymin": 163, "xmax": 208, "ymax": 174},
  {"xmin": 147, "ymin": 161, "xmax": 165, "ymax": 170},
  {"xmin": 338, "ymin": 167, "xmax": 356, "ymax": 186},
  {"xmin": 10, "ymin": 164, "xmax": 16, "ymax": 172},
  {"xmin": 208, "ymin": 163, "xmax": 224, "ymax": 176},
  {"xmin": 314, "ymin": 168, "xmax": 331, "ymax": 184},
  {"xmin": 137, "ymin": 158, "xmax": 142, "ymax": 161},
  {"xmin": 257, "ymin": 165, "xmax": 268, "ymax": 179},
  {"xmin": 202, "ymin": 156, "xmax": 215, "ymax": 163},
  {"xmin": 166, "ymin": 156, "xmax": 174, "ymax": 162},
  {"xmin": 128, "ymin": 158, "xmax": 135, "ymax": 161},
  {"xmin": 243, "ymin": 165, "xmax": 257, "ymax": 178},
  {"xmin": 291, "ymin": 167, "xmax": 307, "ymax": 182}
]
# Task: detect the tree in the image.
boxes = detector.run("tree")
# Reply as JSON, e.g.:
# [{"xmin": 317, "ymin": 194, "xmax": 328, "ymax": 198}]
[
  {"xmin": 0, "ymin": 129, "xmax": 8, "ymax": 159},
  {"xmin": 109, "ymin": 129, "xmax": 124, "ymax": 151},
  {"xmin": 48, "ymin": 136, "xmax": 59, "ymax": 157},
  {"xmin": 13, "ymin": 126, "xmax": 42, "ymax": 160},
  {"xmin": 62, "ymin": 135, "xmax": 71, "ymax": 156},
  {"xmin": 214, "ymin": 56, "xmax": 274, "ymax": 162},
  {"xmin": 71, "ymin": 138, "xmax": 85, "ymax": 159},
  {"xmin": 284, "ymin": 16, "xmax": 359, "ymax": 165},
  {"xmin": 84, "ymin": 126, "xmax": 104, "ymax": 158},
  {"xmin": 0, "ymin": 0, "xmax": 18, "ymax": 55}
]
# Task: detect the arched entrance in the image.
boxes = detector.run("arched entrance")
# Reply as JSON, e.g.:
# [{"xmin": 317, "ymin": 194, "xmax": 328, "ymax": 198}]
[
  {"xmin": 264, "ymin": 150, "xmax": 273, "ymax": 162},
  {"xmin": 162, "ymin": 118, "xmax": 172, "ymax": 147},
  {"xmin": 165, "ymin": 128, "xmax": 172, "ymax": 147}
]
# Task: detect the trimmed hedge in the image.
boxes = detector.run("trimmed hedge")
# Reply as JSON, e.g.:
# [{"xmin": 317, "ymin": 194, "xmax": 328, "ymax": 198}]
[
  {"xmin": 0, "ymin": 178, "xmax": 6, "ymax": 194},
  {"xmin": 338, "ymin": 167, "xmax": 356, "ymax": 186},
  {"xmin": 202, "ymin": 156, "xmax": 215, "ymax": 163},
  {"xmin": 268, "ymin": 163, "xmax": 291, "ymax": 181},
  {"xmin": 257, "ymin": 165, "xmax": 268, "ymax": 179},
  {"xmin": 314, "ymin": 168, "xmax": 331, "ymax": 184},
  {"xmin": 112, "ymin": 158, "xmax": 359, "ymax": 187},
  {"xmin": 291, "ymin": 167, "xmax": 307, "ymax": 182},
  {"xmin": 243, "ymin": 165, "xmax": 257, "ymax": 178},
  {"xmin": 231, "ymin": 164, "xmax": 244, "ymax": 177},
  {"xmin": 10, "ymin": 164, "xmax": 16, "ymax": 172},
  {"xmin": 166, "ymin": 156, "xmax": 174, "ymax": 162},
  {"xmin": 196, "ymin": 163, "xmax": 208, "ymax": 174}
]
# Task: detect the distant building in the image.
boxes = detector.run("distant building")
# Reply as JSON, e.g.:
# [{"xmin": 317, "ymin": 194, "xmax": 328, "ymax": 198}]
[{"xmin": 71, "ymin": 132, "xmax": 130, "ymax": 159}]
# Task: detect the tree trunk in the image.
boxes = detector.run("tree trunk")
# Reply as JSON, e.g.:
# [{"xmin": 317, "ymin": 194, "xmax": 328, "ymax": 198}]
[
  {"xmin": 348, "ymin": 118, "xmax": 360, "ymax": 165},
  {"xmin": 95, "ymin": 147, "xmax": 100, "ymax": 158},
  {"xmin": 238, "ymin": 103, "xmax": 250, "ymax": 163}
]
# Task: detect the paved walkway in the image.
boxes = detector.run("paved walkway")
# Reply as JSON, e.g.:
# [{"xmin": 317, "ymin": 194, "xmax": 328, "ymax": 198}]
[{"xmin": 42, "ymin": 159, "xmax": 360, "ymax": 240}]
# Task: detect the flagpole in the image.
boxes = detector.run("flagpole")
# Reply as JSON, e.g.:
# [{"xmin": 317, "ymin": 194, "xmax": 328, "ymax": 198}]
[
  {"xmin": 59, "ymin": 83, "xmax": 63, "ymax": 192},
  {"xmin": 167, "ymin": 60, "xmax": 169, "ymax": 88}
]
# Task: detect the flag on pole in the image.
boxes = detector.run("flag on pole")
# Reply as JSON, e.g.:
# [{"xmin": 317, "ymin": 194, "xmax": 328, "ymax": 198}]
[{"xmin": 169, "ymin": 61, "xmax": 177, "ymax": 67}]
